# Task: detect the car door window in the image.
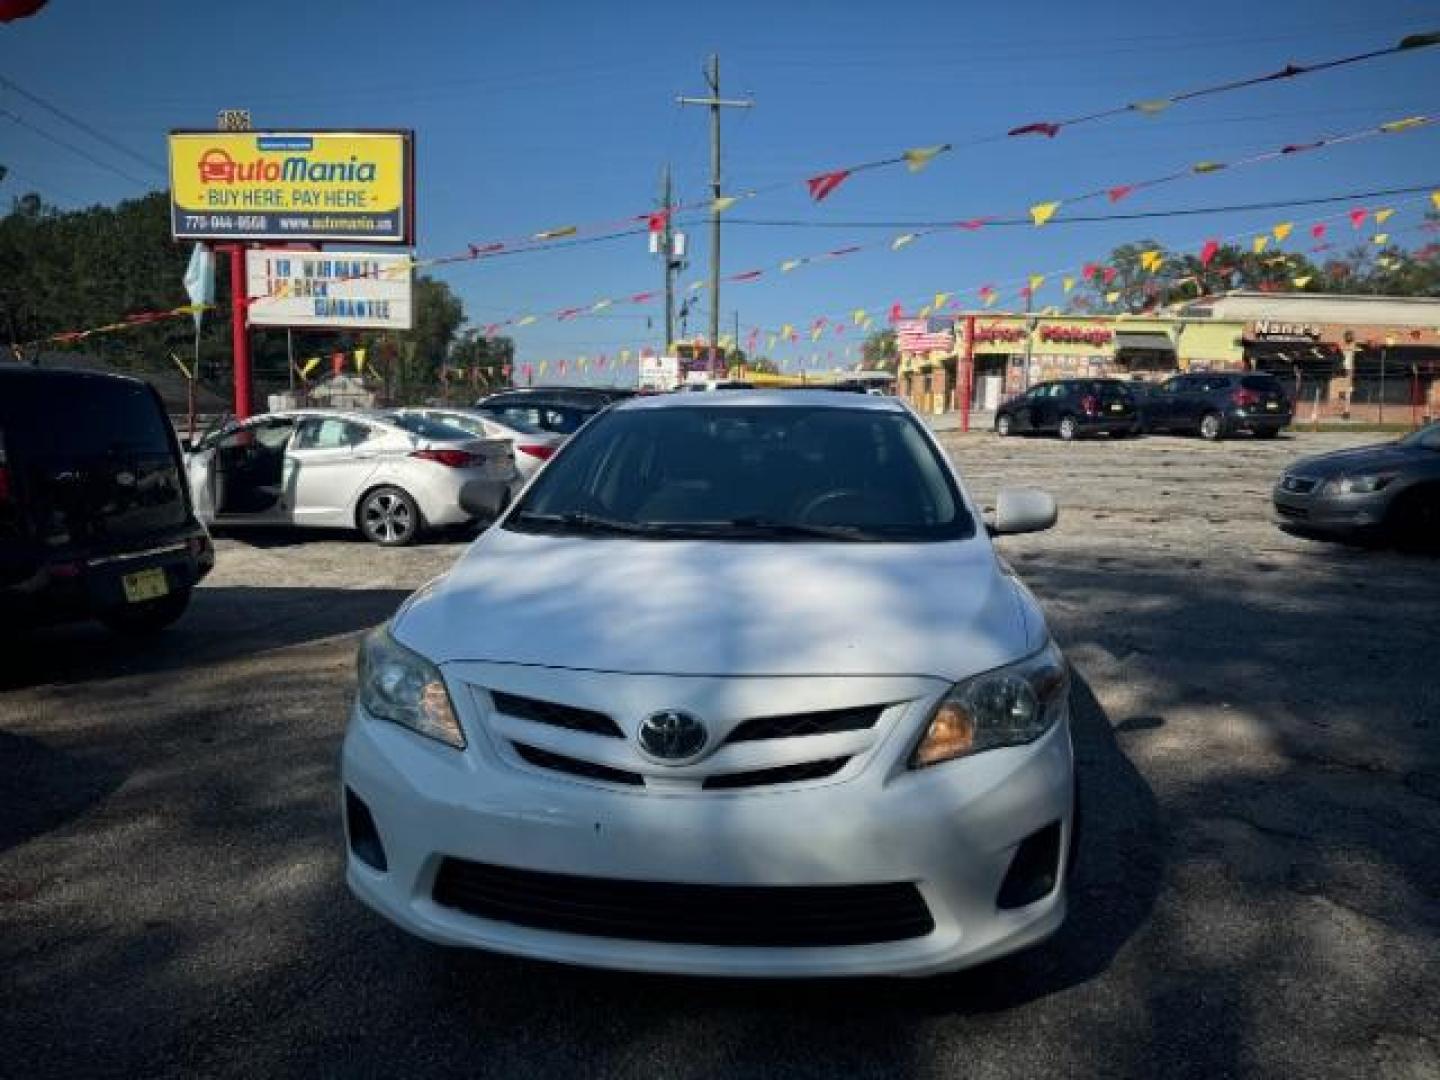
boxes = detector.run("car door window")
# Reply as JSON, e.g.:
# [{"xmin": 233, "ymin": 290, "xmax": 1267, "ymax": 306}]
[{"xmin": 293, "ymin": 418, "xmax": 362, "ymax": 450}]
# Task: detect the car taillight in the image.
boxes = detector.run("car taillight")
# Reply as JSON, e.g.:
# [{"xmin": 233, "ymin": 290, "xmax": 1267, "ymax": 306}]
[
  {"xmin": 1080, "ymin": 394, "xmax": 1099, "ymax": 416},
  {"xmin": 1232, "ymin": 388, "xmax": 1261, "ymax": 407},
  {"xmin": 518, "ymin": 444, "xmax": 556, "ymax": 461},
  {"xmin": 0, "ymin": 465, "xmax": 10, "ymax": 506},
  {"xmin": 410, "ymin": 448, "xmax": 478, "ymax": 468}
]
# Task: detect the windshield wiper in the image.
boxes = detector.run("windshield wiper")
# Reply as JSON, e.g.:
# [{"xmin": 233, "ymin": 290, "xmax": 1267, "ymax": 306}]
[
  {"xmin": 507, "ymin": 510, "xmax": 661, "ymax": 536},
  {"xmin": 714, "ymin": 517, "xmax": 872, "ymax": 541}
]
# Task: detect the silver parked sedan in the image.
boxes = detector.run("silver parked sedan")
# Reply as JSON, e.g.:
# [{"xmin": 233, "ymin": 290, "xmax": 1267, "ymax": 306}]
[
  {"xmin": 389, "ymin": 407, "xmax": 566, "ymax": 486},
  {"xmin": 185, "ymin": 409, "xmax": 517, "ymax": 545}
]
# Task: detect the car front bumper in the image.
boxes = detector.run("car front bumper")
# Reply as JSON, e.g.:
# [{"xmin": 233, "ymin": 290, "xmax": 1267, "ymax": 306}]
[
  {"xmin": 341, "ymin": 689, "xmax": 1074, "ymax": 978},
  {"xmin": 1272, "ymin": 487, "xmax": 1389, "ymax": 534},
  {"xmin": 1230, "ymin": 408, "xmax": 1292, "ymax": 431}
]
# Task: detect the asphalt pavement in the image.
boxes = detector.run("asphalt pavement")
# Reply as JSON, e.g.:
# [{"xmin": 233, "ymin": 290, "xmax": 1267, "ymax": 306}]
[{"xmin": 2, "ymin": 429, "xmax": 1437, "ymax": 1079}]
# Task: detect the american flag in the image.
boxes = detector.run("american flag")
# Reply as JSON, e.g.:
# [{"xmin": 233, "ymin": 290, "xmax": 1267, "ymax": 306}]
[{"xmin": 895, "ymin": 317, "xmax": 954, "ymax": 354}]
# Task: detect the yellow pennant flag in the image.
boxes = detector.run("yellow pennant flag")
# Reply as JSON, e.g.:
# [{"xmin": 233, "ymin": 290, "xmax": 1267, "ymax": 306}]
[
  {"xmin": 354, "ymin": 348, "xmax": 367, "ymax": 373},
  {"xmin": 533, "ymin": 225, "xmax": 578, "ymax": 241},
  {"xmin": 577, "ymin": 356, "xmax": 588, "ymax": 371},
  {"xmin": 1273, "ymin": 221, "xmax": 1294, "ymax": 242},
  {"xmin": 1373, "ymin": 233, "xmax": 1390, "ymax": 245},
  {"xmin": 1028, "ymin": 274, "xmax": 1045, "ymax": 293},
  {"xmin": 538, "ymin": 360, "xmax": 548, "ymax": 375},
  {"xmin": 811, "ymin": 326, "xmax": 823, "ymax": 341},
  {"xmin": 688, "ymin": 280, "xmax": 706, "ymax": 292},
  {"xmin": 1432, "ymin": 190, "xmax": 1440, "ymax": 211},
  {"xmin": 591, "ymin": 299, "xmax": 612, "ymax": 311},
  {"xmin": 767, "ymin": 335, "xmax": 777, "ymax": 351},
  {"xmin": 620, "ymin": 349, "xmax": 631, "ymax": 363},
  {"xmin": 918, "ymin": 305, "xmax": 932, "ymax": 319},
  {"xmin": 781, "ymin": 324, "xmax": 794, "ymax": 338},
  {"xmin": 516, "ymin": 315, "xmax": 537, "ymax": 327},
  {"xmin": 902, "ymin": 144, "xmax": 947, "ymax": 172},
  {"xmin": 934, "ymin": 292, "xmax": 950, "ymax": 311},
  {"xmin": 1374, "ymin": 208, "xmax": 1395, "ymax": 224},
  {"xmin": 1380, "ymin": 116, "xmax": 1426, "ymax": 133},
  {"xmin": 1105, "ymin": 291, "xmax": 1122, "ymax": 304},
  {"xmin": 1132, "ymin": 98, "xmax": 1173, "ymax": 115},
  {"xmin": 1192, "ymin": 161, "xmax": 1225, "ymax": 174},
  {"xmin": 1062, "ymin": 276, "xmax": 1076, "ymax": 293},
  {"xmin": 169, "ymin": 351, "xmax": 192, "ymax": 380},
  {"xmin": 982, "ymin": 291, "xmax": 997, "ymax": 308},
  {"xmin": 1253, "ymin": 235, "xmax": 1270, "ymax": 254},
  {"xmin": 852, "ymin": 308, "xmax": 867, "ymax": 325},
  {"xmin": 712, "ymin": 196, "xmax": 738, "ymax": 213},
  {"xmin": 781, "ymin": 259, "xmax": 802, "ymax": 273},
  {"xmin": 1029, "ymin": 201, "xmax": 1061, "ymax": 226},
  {"xmin": 1140, "ymin": 249, "xmax": 1163, "ymax": 272},
  {"xmin": 300, "ymin": 357, "xmax": 321, "ymax": 378},
  {"xmin": 1292, "ymin": 276, "xmax": 1312, "ymax": 289},
  {"xmin": 892, "ymin": 233, "xmax": 917, "ymax": 250}
]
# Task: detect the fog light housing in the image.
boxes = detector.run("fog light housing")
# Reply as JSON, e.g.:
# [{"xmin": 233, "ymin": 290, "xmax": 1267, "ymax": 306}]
[
  {"xmin": 997, "ymin": 821, "xmax": 1061, "ymax": 909},
  {"xmin": 345, "ymin": 788, "xmax": 388, "ymax": 872}
]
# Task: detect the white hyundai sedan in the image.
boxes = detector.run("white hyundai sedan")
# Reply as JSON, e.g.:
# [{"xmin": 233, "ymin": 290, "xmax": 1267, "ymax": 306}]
[{"xmin": 342, "ymin": 391, "xmax": 1074, "ymax": 977}]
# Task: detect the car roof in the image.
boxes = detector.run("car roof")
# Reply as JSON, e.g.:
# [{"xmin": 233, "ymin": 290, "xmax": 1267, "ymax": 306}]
[
  {"xmin": 614, "ymin": 389, "xmax": 908, "ymax": 413},
  {"xmin": 0, "ymin": 364, "xmax": 151, "ymax": 389}
]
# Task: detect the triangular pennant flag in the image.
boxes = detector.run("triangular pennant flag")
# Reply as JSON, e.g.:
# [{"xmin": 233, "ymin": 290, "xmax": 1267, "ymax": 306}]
[
  {"xmin": 767, "ymin": 335, "xmax": 777, "ymax": 351},
  {"xmin": 353, "ymin": 349, "xmax": 367, "ymax": 373},
  {"xmin": 1292, "ymin": 276, "xmax": 1312, "ymax": 288},
  {"xmin": 1192, "ymin": 161, "xmax": 1226, "ymax": 174},
  {"xmin": 1253, "ymin": 235, "xmax": 1270, "ymax": 253},
  {"xmin": 591, "ymin": 299, "xmax": 613, "ymax": 311},
  {"xmin": 629, "ymin": 291, "xmax": 657, "ymax": 303},
  {"xmin": 1107, "ymin": 185, "xmax": 1135, "ymax": 203},
  {"xmin": 300, "ymin": 357, "xmax": 321, "ymax": 378},
  {"xmin": 537, "ymin": 360, "xmax": 548, "ymax": 375},
  {"xmin": 1200, "ymin": 239, "xmax": 1220, "ymax": 267},
  {"xmin": 780, "ymin": 324, "xmax": 794, "ymax": 338},
  {"xmin": 1311, "ymin": 223, "xmax": 1327, "ymax": 240},
  {"xmin": 1140, "ymin": 249, "xmax": 1163, "ymax": 272},
  {"xmin": 1131, "ymin": 98, "xmax": 1172, "ymax": 115},
  {"xmin": 981, "ymin": 290, "xmax": 998, "ymax": 308},
  {"xmin": 1105, "ymin": 291, "xmax": 1121, "ymax": 303},
  {"xmin": 806, "ymin": 169, "xmax": 852, "ymax": 202},
  {"xmin": 1373, "ymin": 233, "xmax": 1390, "ymax": 245},
  {"xmin": 917, "ymin": 306, "xmax": 932, "ymax": 319},
  {"xmin": 1273, "ymin": 222, "xmax": 1294, "ymax": 242},
  {"xmin": 1008, "ymin": 121, "xmax": 1061, "ymax": 138},
  {"xmin": 1018, "ymin": 285, "xmax": 1032, "ymax": 301},
  {"xmin": 934, "ymin": 292, "xmax": 950, "ymax": 311},
  {"xmin": 1349, "ymin": 208, "xmax": 1368, "ymax": 228},
  {"xmin": 729, "ymin": 270, "xmax": 763, "ymax": 282},
  {"xmin": 533, "ymin": 225, "xmax": 578, "ymax": 241},
  {"xmin": 888, "ymin": 303, "xmax": 903, "ymax": 323},
  {"xmin": 1374, "ymin": 208, "xmax": 1395, "ymax": 224},
  {"xmin": 852, "ymin": 309, "xmax": 867, "ymax": 325},
  {"xmin": 1380, "ymin": 116, "xmax": 1426, "ymax": 133},
  {"xmin": 892, "ymin": 233, "xmax": 917, "ymax": 250},
  {"xmin": 1062, "ymin": 276, "xmax": 1076, "ymax": 294},
  {"xmin": 902, "ymin": 144, "xmax": 947, "ymax": 172},
  {"xmin": 712, "ymin": 196, "xmax": 738, "ymax": 213},
  {"xmin": 811, "ymin": 325, "xmax": 824, "ymax": 341},
  {"xmin": 689, "ymin": 280, "xmax": 706, "ymax": 292},
  {"xmin": 781, "ymin": 259, "xmax": 803, "ymax": 273},
  {"xmin": 1028, "ymin": 274, "xmax": 1045, "ymax": 293},
  {"xmin": 1029, "ymin": 201, "xmax": 1061, "ymax": 226},
  {"xmin": 516, "ymin": 315, "xmax": 537, "ymax": 326},
  {"xmin": 955, "ymin": 218, "xmax": 989, "ymax": 230},
  {"xmin": 645, "ymin": 209, "xmax": 670, "ymax": 234},
  {"xmin": 1080, "ymin": 262, "xmax": 1098, "ymax": 281},
  {"xmin": 1102, "ymin": 267, "xmax": 1118, "ymax": 284},
  {"xmin": 1432, "ymin": 190, "xmax": 1440, "ymax": 211}
]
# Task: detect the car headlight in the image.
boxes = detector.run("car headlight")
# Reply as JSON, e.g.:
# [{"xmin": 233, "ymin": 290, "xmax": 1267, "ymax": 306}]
[
  {"xmin": 357, "ymin": 626, "xmax": 465, "ymax": 749},
  {"xmin": 1323, "ymin": 473, "xmax": 1397, "ymax": 496},
  {"xmin": 910, "ymin": 641, "xmax": 1068, "ymax": 769}
]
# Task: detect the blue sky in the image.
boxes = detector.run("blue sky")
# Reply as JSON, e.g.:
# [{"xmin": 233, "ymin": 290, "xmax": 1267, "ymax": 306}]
[{"xmin": 2, "ymin": 0, "xmax": 1438, "ymax": 382}]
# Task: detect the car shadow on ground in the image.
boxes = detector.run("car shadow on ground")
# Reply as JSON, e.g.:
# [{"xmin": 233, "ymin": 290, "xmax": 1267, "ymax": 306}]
[
  {"xmin": 0, "ymin": 731, "xmax": 129, "ymax": 856},
  {"xmin": 209, "ymin": 524, "xmax": 486, "ymax": 549},
  {"xmin": 0, "ymin": 585, "xmax": 410, "ymax": 691}
]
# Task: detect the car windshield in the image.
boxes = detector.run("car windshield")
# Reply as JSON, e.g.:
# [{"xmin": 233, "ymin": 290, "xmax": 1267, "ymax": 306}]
[
  {"xmin": 507, "ymin": 403, "xmax": 973, "ymax": 542},
  {"xmin": 386, "ymin": 414, "xmax": 475, "ymax": 442},
  {"xmin": 1399, "ymin": 422, "xmax": 1440, "ymax": 450},
  {"xmin": 474, "ymin": 411, "xmax": 547, "ymax": 436}
]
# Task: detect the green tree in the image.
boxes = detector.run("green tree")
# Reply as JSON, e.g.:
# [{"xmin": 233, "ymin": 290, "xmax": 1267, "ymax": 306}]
[{"xmin": 861, "ymin": 328, "xmax": 896, "ymax": 370}]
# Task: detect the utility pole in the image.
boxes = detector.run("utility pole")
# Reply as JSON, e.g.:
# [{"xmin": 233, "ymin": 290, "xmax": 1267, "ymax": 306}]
[
  {"xmin": 733, "ymin": 309, "xmax": 740, "ymax": 374},
  {"xmin": 660, "ymin": 166, "xmax": 675, "ymax": 356},
  {"xmin": 1021, "ymin": 288, "xmax": 1036, "ymax": 393},
  {"xmin": 678, "ymin": 54, "xmax": 752, "ymax": 377}
]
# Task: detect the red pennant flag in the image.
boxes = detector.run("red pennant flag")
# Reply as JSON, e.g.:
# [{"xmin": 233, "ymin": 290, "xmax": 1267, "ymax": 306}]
[
  {"xmin": 629, "ymin": 291, "xmax": 657, "ymax": 303},
  {"xmin": 558, "ymin": 359, "xmax": 568, "ymax": 376},
  {"xmin": 1200, "ymin": 239, "xmax": 1220, "ymax": 267},
  {"xmin": 1008, "ymin": 121, "xmax": 1061, "ymax": 138},
  {"xmin": 827, "ymin": 246, "xmax": 862, "ymax": 257},
  {"xmin": 979, "ymin": 283, "xmax": 996, "ymax": 295},
  {"xmin": 645, "ymin": 209, "xmax": 671, "ymax": 234},
  {"xmin": 556, "ymin": 307, "xmax": 584, "ymax": 321},
  {"xmin": 888, "ymin": 303, "xmax": 903, "ymax": 324},
  {"xmin": 502, "ymin": 364, "xmax": 513, "ymax": 379},
  {"xmin": 1080, "ymin": 262, "xmax": 1099, "ymax": 281},
  {"xmin": 1102, "ymin": 267, "xmax": 1118, "ymax": 285},
  {"xmin": 1281, "ymin": 141, "xmax": 1324, "ymax": 154},
  {"xmin": 1107, "ymin": 185, "xmax": 1135, "ymax": 203},
  {"xmin": 728, "ymin": 270, "xmax": 764, "ymax": 281},
  {"xmin": 806, "ymin": 169, "xmax": 853, "ymax": 202},
  {"xmin": 1348, "ymin": 208, "xmax": 1368, "ymax": 229},
  {"xmin": 483, "ymin": 323, "xmax": 500, "ymax": 336},
  {"xmin": 597, "ymin": 355, "xmax": 607, "ymax": 369},
  {"xmin": 1310, "ymin": 223, "xmax": 1327, "ymax": 240},
  {"xmin": 1019, "ymin": 286, "xmax": 1033, "ymax": 300},
  {"xmin": 468, "ymin": 242, "xmax": 504, "ymax": 258},
  {"xmin": 955, "ymin": 218, "xmax": 990, "ymax": 230},
  {"xmin": 835, "ymin": 324, "xmax": 846, "ymax": 336}
]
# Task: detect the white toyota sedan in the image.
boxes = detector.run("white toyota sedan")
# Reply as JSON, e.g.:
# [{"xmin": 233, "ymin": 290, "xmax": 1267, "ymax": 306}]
[{"xmin": 342, "ymin": 391, "xmax": 1074, "ymax": 977}]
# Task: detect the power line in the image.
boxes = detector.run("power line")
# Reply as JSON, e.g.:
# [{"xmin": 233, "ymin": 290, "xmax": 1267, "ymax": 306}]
[
  {"xmin": 0, "ymin": 74, "xmax": 166, "ymax": 178},
  {"xmin": 0, "ymin": 108, "xmax": 154, "ymax": 189}
]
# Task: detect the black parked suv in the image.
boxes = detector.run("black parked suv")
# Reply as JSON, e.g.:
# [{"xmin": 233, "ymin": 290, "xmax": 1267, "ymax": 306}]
[
  {"xmin": 995, "ymin": 379, "xmax": 1139, "ymax": 440},
  {"xmin": 0, "ymin": 366, "xmax": 214, "ymax": 633},
  {"xmin": 1140, "ymin": 371, "xmax": 1292, "ymax": 440},
  {"xmin": 475, "ymin": 386, "xmax": 635, "ymax": 435}
]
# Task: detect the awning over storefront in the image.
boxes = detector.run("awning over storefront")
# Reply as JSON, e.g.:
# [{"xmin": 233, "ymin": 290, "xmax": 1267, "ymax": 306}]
[{"xmin": 1114, "ymin": 331, "xmax": 1174, "ymax": 352}]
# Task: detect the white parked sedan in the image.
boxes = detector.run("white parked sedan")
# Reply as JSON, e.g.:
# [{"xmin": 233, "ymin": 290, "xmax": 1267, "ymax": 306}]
[
  {"xmin": 388, "ymin": 407, "xmax": 565, "ymax": 486},
  {"xmin": 186, "ymin": 409, "xmax": 516, "ymax": 545},
  {"xmin": 342, "ymin": 391, "xmax": 1073, "ymax": 975}
]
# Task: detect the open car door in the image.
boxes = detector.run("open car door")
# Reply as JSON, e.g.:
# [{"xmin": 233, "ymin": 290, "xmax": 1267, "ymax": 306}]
[{"xmin": 211, "ymin": 418, "xmax": 295, "ymax": 520}]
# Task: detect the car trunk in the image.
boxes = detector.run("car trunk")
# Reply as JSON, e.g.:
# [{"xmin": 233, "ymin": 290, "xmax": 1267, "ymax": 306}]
[
  {"xmin": 0, "ymin": 377, "xmax": 190, "ymax": 560},
  {"xmin": 1240, "ymin": 376, "xmax": 1289, "ymax": 415}
]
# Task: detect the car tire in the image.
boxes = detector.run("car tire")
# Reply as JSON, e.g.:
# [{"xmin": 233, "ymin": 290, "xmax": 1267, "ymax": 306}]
[
  {"xmin": 358, "ymin": 486, "xmax": 422, "ymax": 546},
  {"xmin": 98, "ymin": 586, "xmax": 192, "ymax": 635},
  {"xmin": 1388, "ymin": 486, "xmax": 1440, "ymax": 552},
  {"xmin": 996, "ymin": 414, "xmax": 1013, "ymax": 437},
  {"xmin": 1199, "ymin": 412, "xmax": 1224, "ymax": 441},
  {"xmin": 1058, "ymin": 415, "xmax": 1079, "ymax": 441}
]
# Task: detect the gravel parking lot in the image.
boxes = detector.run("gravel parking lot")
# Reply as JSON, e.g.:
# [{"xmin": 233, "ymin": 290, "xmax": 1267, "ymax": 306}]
[{"xmin": 3, "ymin": 429, "xmax": 1437, "ymax": 1079}]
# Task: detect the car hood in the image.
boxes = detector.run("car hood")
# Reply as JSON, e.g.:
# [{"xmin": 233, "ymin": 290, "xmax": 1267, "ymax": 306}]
[
  {"xmin": 392, "ymin": 526, "xmax": 1040, "ymax": 680},
  {"xmin": 1288, "ymin": 442, "xmax": 1427, "ymax": 479}
]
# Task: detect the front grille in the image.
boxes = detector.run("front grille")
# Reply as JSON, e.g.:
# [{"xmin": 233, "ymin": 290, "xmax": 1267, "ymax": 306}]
[
  {"xmin": 725, "ymin": 705, "xmax": 884, "ymax": 743},
  {"xmin": 1276, "ymin": 504, "xmax": 1309, "ymax": 520},
  {"xmin": 1282, "ymin": 476, "xmax": 1318, "ymax": 494},
  {"xmin": 703, "ymin": 757, "xmax": 850, "ymax": 790},
  {"xmin": 432, "ymin": 859, "xmax": 935, "ymax": 947},
  {"xmin": 512, "ymin": 742, "xmax": 643, "ymax": 786},
  {"xmin": 490, "ymin": 691, "xmax": 623, "ymax": 738}
]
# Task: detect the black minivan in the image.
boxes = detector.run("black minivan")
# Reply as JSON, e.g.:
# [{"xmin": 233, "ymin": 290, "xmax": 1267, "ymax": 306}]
[{"xmin": 1, "ymin": 366, "xmax": 214, "ymax": 633}]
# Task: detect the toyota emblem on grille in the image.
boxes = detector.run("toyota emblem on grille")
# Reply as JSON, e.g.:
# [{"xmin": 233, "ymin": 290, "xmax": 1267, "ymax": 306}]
[{"xmin": 637, "ymin": 710, "xmax": 707, "ymax": 762}]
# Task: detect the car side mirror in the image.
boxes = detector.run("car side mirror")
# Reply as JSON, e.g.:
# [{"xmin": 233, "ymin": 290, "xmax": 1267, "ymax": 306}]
[{"xmin": 988, "ymin": 487, "xmax": 1057, "ymax": 536}]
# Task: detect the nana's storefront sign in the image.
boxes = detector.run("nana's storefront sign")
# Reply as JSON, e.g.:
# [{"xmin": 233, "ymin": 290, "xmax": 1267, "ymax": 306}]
[{"xmin": 1250, "ymin": 319, "xmax": 1322, "ymax": 343}]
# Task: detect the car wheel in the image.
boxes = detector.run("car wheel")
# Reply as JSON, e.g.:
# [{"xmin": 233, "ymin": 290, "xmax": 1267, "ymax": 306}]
[
  {"xmin": 98, "ymin": 586, "xmax": 192, "ymax": 635},
  {"xmin": 1058, "ymin": 415, "xmax": 1079, "ymax": 441},
  {"xmin": 359, "ymin": 486, "xmax": 421, "ymax": 546},
  {"xmin": 1388, "ymin": 486, "xmax": 1440, "ymax": 551},
  {"xmin": 996, "ymin": 414, "xmax": 1013, "ymax": 437},
  {"xmin": 1199, "ymin": 412, "xmax": 1224, "ymax": 441}
]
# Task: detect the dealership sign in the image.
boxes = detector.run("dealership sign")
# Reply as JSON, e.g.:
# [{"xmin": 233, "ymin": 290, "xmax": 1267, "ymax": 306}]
[
  {"xmin": 639, "ymin": 354, "xmax": 680, "ymax": 392},
  {"xmin": 245, "ymin": 250, "xmax": 413, "ymax": 330},
  {"xmin": 168, "ymin": 131, "xmax": 413, "ymax": 242}
]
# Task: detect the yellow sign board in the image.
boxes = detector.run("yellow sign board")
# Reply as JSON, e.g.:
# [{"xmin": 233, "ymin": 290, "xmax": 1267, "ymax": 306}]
[{"xmin": 168, "ymin": 130, "xmax": 412, "ymax": 243}]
